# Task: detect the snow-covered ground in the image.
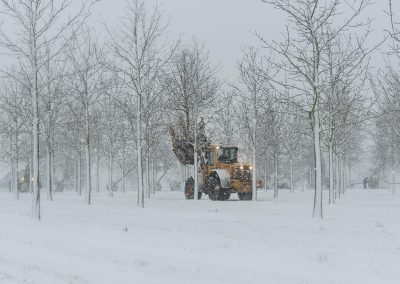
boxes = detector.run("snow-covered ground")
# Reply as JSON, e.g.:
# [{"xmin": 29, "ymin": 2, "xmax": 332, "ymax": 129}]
[{"xmin": 0, "ymin": 189, "xmax": 399, "ymax": 284}]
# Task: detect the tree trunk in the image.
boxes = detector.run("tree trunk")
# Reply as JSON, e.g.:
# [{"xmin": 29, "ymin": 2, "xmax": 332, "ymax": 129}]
[
  {"xmin": 146, "ymin": 149, "xmax": 150, "ymax": 198},
  {"xmin": 75, "ymin": 155, "xmax": 78, "ymax": 193},
  {"xmin": 312, "ymin": 108, "xmax": 323, "ymax": 218},
  {"xmin": 85, "ymin": 108, "xmax": 92, "ymax": 205},
  {"xmin": 10, "ymin": 139, "xmax": 14, "ymax": 195},
  {"xmin": 328, "ymin": 142, "xmax": 334, "ymax": 204},
  {"xmin": 335, "ymin": 153, "xmax": 340, "ymax": 199},
  {"xmin": 11, "ymin": 162, "xmax": 14, "ymax": 193},
  {"xmin": 264, "ymin": 158, "xmax": 267, "ymax": 191},
  {"xmin": 274, "ymin": 151, "xmax": 278, "ymax": 198},
  {"xmin": 392, "ymin": 167, "xmax": 397, "ymax": 194},
  {"xmin": 29, "ymin": 153, "xmax": 33, "ymax": 194},
  {"xmin": 121, "ymin": 126, "xmax": 126, "ymax": 193},
  {"xmin": 194, "ymin": 106, "xmax": 199, "ymax": 201},
  {"xmin": 78, "ymin": 150, "xmax": 82, "ymax": 196},
  {"xmin": 14, "ymin": 139, "xmax": 19, "ymax": 200},
  {"xmin": 341, "ymin": 156, "xmax": 345, "ymax": 195},
  {"xmin": 378, "ymin": 167, "xmax": 381, "ymax": 190},
  {"xmin": 339, "ymin": 156, "xmax": 342, "ymax": 195},
  {"xmin": 252, "ymin": 145, "xmax": 257, "ymax": 201},
  {"xmin": 32, "ymin": 44, "xmax": 41, "ymax": 220},
  {"xmin": 85, "ymin": 141, "xmax": 91, "ymax": 204},
  {"xmin": 137, "ymin": 95, "xmax": 144, "ymax": 207},
  {"xmin": 348, "ymin": 162, "xmax": 352, "ymax": 190},
  {"xmin": 152, "ymin": 159, "xmax": 155, "ymax": 194},
  {"xmin": 109, "ymin": 148, "xmax": 113, "ymax": 198},
  {"xmin": 181, "ymin": 165, "xmax": 185, "ymax": 191},
  {"xmin": 52, "ymin": 151, "xmax": 56, "ymax": 193},
  {"xmin": 290, "ymin": 158, "xmax": 294, "ymax": 194},
  {"xmin": 96, "ymin": 139, "xmax": 100, "ymax": 193},
  {"xmin": 47, "ymin": 146, "xmax": 52, "ymax": 201},
  {"xmin": 122, "ymin": 158, "xmax": 126, "ymax": 193},
  {"xmin": 194, "ymin": 140, "xmax": 199, "ymax": 200},
  {"xmin": 10, "ymin": 146, "xmax": 13, "ymax": 193},
  {"xmin": 144, "ymin": 150, "xmax": 148, "ymax": 197}
]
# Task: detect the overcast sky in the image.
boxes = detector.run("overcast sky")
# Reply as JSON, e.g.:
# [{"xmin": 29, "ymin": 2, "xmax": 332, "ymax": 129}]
[
  {"xmin": 90, "ymin": 0, "xmax": 391, "ymax": 81},
  {"xmin": 0, "ymin": 0, "xmax": 393, "ymax": 81}
]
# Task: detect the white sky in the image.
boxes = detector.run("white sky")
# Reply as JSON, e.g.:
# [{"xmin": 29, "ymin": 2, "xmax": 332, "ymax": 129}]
[
  {"xmin": 90, "ymin": 0, "xmax": 392, "ymax": 81},
  {"xmin": 90, "ymin": 0, "xmax": 282, "ymax": 81},
  {"xmin": 0, "ymin": 0, "xmax": 393, "ymax": 81}
]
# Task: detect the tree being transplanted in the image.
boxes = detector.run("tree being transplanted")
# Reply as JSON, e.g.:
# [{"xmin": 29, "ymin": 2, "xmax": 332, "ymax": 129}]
[{"xmin": 164, "ymin": 40, "xmax": 219, "ymax": 200}]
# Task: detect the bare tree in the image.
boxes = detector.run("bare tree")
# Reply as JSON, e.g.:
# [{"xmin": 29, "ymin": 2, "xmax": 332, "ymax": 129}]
[
  {"xmin": 320, "ymin": 30, "xmax": 371, "ymax": 204},
  {"xmin": 99, "ymin": 75, "xmax": 124, "ymax": 197},
  {"xmin": 266, "ymin": 106, "xmax": 284, "ymax": 198},
  {"xmin": 281, "ymin": 111, "xmax": 305, "ymax": 194},
  {"xmin": 0, "ymin": 73, "xmax": 30, "ymax": 199},
  {"xmin": 236, "ymin": 46, "xmax": 273, "ymax": 201},
  {"xmin": 106, "ymin": 0, "xmax": 172, "ymax": 208},
  {"xmin": 40, "ymin": 49, "xmax": 68, "ymax": 201},
  {"xmin": 0, "ymin": 0, "xmax": 91, "ymax": 219},
  {"xmin": 259, "ymin": 0, "xmax": 372, "ymax": 218},
  {"xmin": 373, "ymin": 64, "xmax": 400, "ymax": 192},
  {"xmin": 388, "ymin": 0, "xmax": 400, "ymax": 52},
  {"xmin": 66, "ymin": 28, "xmax": 102, "ymax": 205},
  {"xmin": 369, "ymin": 1, "xmax": 400, "ymax": 192}
]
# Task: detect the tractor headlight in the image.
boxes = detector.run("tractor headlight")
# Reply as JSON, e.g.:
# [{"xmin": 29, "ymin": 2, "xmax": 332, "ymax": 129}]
[{"xmin": 249, "ymin": 166, "xmax": 253, "ymax": 170}]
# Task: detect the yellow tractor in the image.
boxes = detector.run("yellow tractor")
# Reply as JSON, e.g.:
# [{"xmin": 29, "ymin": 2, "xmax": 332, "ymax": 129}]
[{"xmin": 170, "ymin": 119, "xmax": 263, "ymax": 201}]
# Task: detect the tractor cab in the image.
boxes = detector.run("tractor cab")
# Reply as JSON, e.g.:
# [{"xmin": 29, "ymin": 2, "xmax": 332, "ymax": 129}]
[
  {"xmin": 217, "ymin": 146, "xmax": 238, "ymax": 164},
  {"xmin": 207, "ymin": 145, "xmax": 238, "ymax": 167}
]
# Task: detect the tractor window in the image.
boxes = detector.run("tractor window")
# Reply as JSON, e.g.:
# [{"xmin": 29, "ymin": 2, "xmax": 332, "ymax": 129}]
[
  {"xmin": 208, "ymin": 150, "xmax": 215, "ymax": 166},
  {"xmin": 218, "ymin": 148, "xmax": 238, "ymax": 163}
]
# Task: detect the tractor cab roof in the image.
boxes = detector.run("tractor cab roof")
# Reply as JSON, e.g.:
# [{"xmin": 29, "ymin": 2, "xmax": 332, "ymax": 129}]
[{"xmin": 208, "ymin": 145, "xmax": 238, "ymax": 150}]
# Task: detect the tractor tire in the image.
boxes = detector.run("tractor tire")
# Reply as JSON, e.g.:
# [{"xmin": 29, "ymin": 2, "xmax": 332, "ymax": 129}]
[
  {"xmin": 208, "ymin": 176, "xmax": 222, "ymax": 201},
  {"xmin": 184, "ymin": 177, "xmax": 202, "ymax": 200},
  {"xmin": 220, "ymin": 190, "xmax": 231, "ymax": 201},
  {"xmin": 238, "ymin": 192, "xmax": 252, "ymax": 201}
]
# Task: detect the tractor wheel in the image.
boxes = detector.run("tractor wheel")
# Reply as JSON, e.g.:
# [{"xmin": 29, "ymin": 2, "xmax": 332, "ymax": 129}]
[
  {"xmin": 238, "ymin": 192, "xmax": 252, "ymax": 201},
  {"xmin": 184, "ymin": 177, "xmax": 202, "ymax": 200},
  {"xmin": 221, "ymin": 190, "xmax": 231, "ymax": 201},
  {"xmin": 208, "ymin": 176, "xmax": 222, "ymax": 201}
]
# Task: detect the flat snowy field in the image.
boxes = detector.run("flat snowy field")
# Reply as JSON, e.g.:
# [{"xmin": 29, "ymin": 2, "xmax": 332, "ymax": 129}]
[{"xmin": 0, "ymin": 189, "xmax": 399, "ymax": 284}]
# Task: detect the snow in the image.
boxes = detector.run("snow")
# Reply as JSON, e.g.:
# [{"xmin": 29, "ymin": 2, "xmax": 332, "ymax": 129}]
[{"xmin": 0, "ymin": 189, "xmax": 399, "ymax": 284}]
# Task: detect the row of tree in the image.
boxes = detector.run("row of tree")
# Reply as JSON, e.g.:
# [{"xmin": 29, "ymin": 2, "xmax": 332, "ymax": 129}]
[
  {"xmin": 371, "ymin": 0, "xmax": 400, "ymax": 193},
  {"xmin": 1, "ymin": 0, "xmax": 394, "ymax": 219},
  {"xmin": 0, "ymin": 0, "xmax": 221, "ymax": 219}
]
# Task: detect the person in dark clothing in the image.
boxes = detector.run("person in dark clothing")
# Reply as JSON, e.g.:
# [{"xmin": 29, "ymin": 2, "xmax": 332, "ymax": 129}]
[{"xmin": 363, "ymin": 177, "xmax": 368, "ymax": 189}]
